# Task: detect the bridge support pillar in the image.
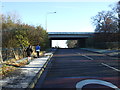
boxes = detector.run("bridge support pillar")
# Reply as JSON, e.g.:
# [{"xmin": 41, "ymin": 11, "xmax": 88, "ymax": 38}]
[
  {"xmin": 49, "ymin": 39, "xmax": 52, "ymax": 48},
  {"xmin": 77, "ymin": 39, "xmax": 86, "ymax": 48}
]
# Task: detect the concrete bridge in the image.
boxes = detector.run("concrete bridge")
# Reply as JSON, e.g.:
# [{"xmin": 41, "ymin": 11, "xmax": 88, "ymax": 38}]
[{"xmin": 48, "ymin": 32, "xmax": 94, "ymax": 48}]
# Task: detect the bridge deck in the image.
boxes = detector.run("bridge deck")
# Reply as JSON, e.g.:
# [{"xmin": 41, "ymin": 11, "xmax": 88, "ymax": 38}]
[{"xmin": 48, "ymin": 32, "xmax": 94, "ymax": 39}]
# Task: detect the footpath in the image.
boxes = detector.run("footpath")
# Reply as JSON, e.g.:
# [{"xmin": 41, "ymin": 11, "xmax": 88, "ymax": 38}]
[
  {"xmin": 0, "ymin": 49, "xmax": 56, "ymax": 89},
  {"xmin": 81, "ymin": 48, "xmax": 120, "ymax": 58}
]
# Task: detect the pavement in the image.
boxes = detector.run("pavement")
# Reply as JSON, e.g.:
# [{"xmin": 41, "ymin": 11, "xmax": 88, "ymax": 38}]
[
  {"xmin": 81, "ymin": 48, "xmax": 120, "ymax": 58},
  {"xmin": 0, "ymin": 51, "xmax": 54, "ymax": 89}
]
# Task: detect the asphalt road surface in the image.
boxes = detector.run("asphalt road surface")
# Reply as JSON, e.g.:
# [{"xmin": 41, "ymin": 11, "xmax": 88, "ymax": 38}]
[{"xmin": 34, "ymin": 49, "xmax": 120, "ymax": 90}]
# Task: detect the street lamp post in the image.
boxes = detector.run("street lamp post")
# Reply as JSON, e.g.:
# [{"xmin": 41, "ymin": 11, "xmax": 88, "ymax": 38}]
[{"xmin": 46, "ymin": 12, "xmax": 56, "ymax": 31}]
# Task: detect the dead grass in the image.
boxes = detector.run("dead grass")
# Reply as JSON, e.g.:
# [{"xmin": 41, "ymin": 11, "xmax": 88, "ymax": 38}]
[
  {"xmin": 0, "ymin": 65, "xmax": 16, "ymax": 79},
  {"xmin": 0, "ymin": 58, "xmax": 28, "ymax": 78}
]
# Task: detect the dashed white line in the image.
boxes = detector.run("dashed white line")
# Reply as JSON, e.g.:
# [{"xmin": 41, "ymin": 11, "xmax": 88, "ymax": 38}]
[
  {"xmin": 77, "ymin": 52, "xmax": 120, "ymax": 72},
  {"xmin": 82, "ymin": 55, "xmax": 94, "ymax": 60},
  {"xmin": 76, "ymin": 52, "xmax": 94, "ymax": 60},
  {"xmin": 101, "ymin": 63, "xmax": 120, "ymax": 72}
]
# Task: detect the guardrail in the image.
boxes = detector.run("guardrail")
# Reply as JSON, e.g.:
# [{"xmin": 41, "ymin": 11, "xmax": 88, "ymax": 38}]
[{"xmin": 1, "ymin": 48, "xmax": 26, "ymax": 61}]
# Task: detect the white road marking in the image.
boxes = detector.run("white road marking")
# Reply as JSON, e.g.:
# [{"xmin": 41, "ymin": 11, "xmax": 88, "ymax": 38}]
[
  {"xmin": 76, "ymin": 52, "xmax": 120, "ymax": 72},
  {"xmin": 77, "ymin": 53, "xmax": 81, "ymax": 55},
  {"xmin": 76, "ymin": 79, "xmax": 120, "ymax": 90},
  {"xmin": 76, "ymin": 52, "xmax": 94, "ymax": 60},
  {"xmin": 82, "ymin": 55, "xmax": 94, "ymax": 60},
  {"xmin": 101, "ymin": 63, "xmax": 120, "ymax": 72}
]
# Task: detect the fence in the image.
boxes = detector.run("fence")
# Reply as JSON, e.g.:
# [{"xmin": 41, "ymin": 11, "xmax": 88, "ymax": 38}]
[{"xmin": 1, "ymin": 48, "xmax": 26, "ymax": 61}]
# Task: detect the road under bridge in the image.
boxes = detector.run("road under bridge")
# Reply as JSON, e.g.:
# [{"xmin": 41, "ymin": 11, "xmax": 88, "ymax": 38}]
[{"xmin": 48, "ymin": 32, "xmax": 93, "ymax": 48}]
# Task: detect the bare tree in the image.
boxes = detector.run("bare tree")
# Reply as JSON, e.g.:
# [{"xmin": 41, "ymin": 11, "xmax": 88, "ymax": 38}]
[
  {"xmin": 117, "ymin": 1, "xmax": 120, "ymax": 32},
  {"xmin": 111, "ymin": 1, "xmax": 120, "ymax": 32},
  {"xmin": 91, "ymin": 11, "xmax": 118, "ymax": 33}
]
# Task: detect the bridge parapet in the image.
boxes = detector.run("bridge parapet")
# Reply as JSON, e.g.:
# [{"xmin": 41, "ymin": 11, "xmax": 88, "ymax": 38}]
[
  {"xmin": 48, "ymin": 32, "xmax": 94, "ymax": 35},
  {"xmin": 48, "ymin": 32, "xmax": 94, "ymax": 39}
]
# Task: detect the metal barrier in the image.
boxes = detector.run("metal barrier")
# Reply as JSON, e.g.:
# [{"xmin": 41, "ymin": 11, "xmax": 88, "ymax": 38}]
[{"xmin": 1, "ymin": 48, "xmax": 26, "ymax": 61}]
